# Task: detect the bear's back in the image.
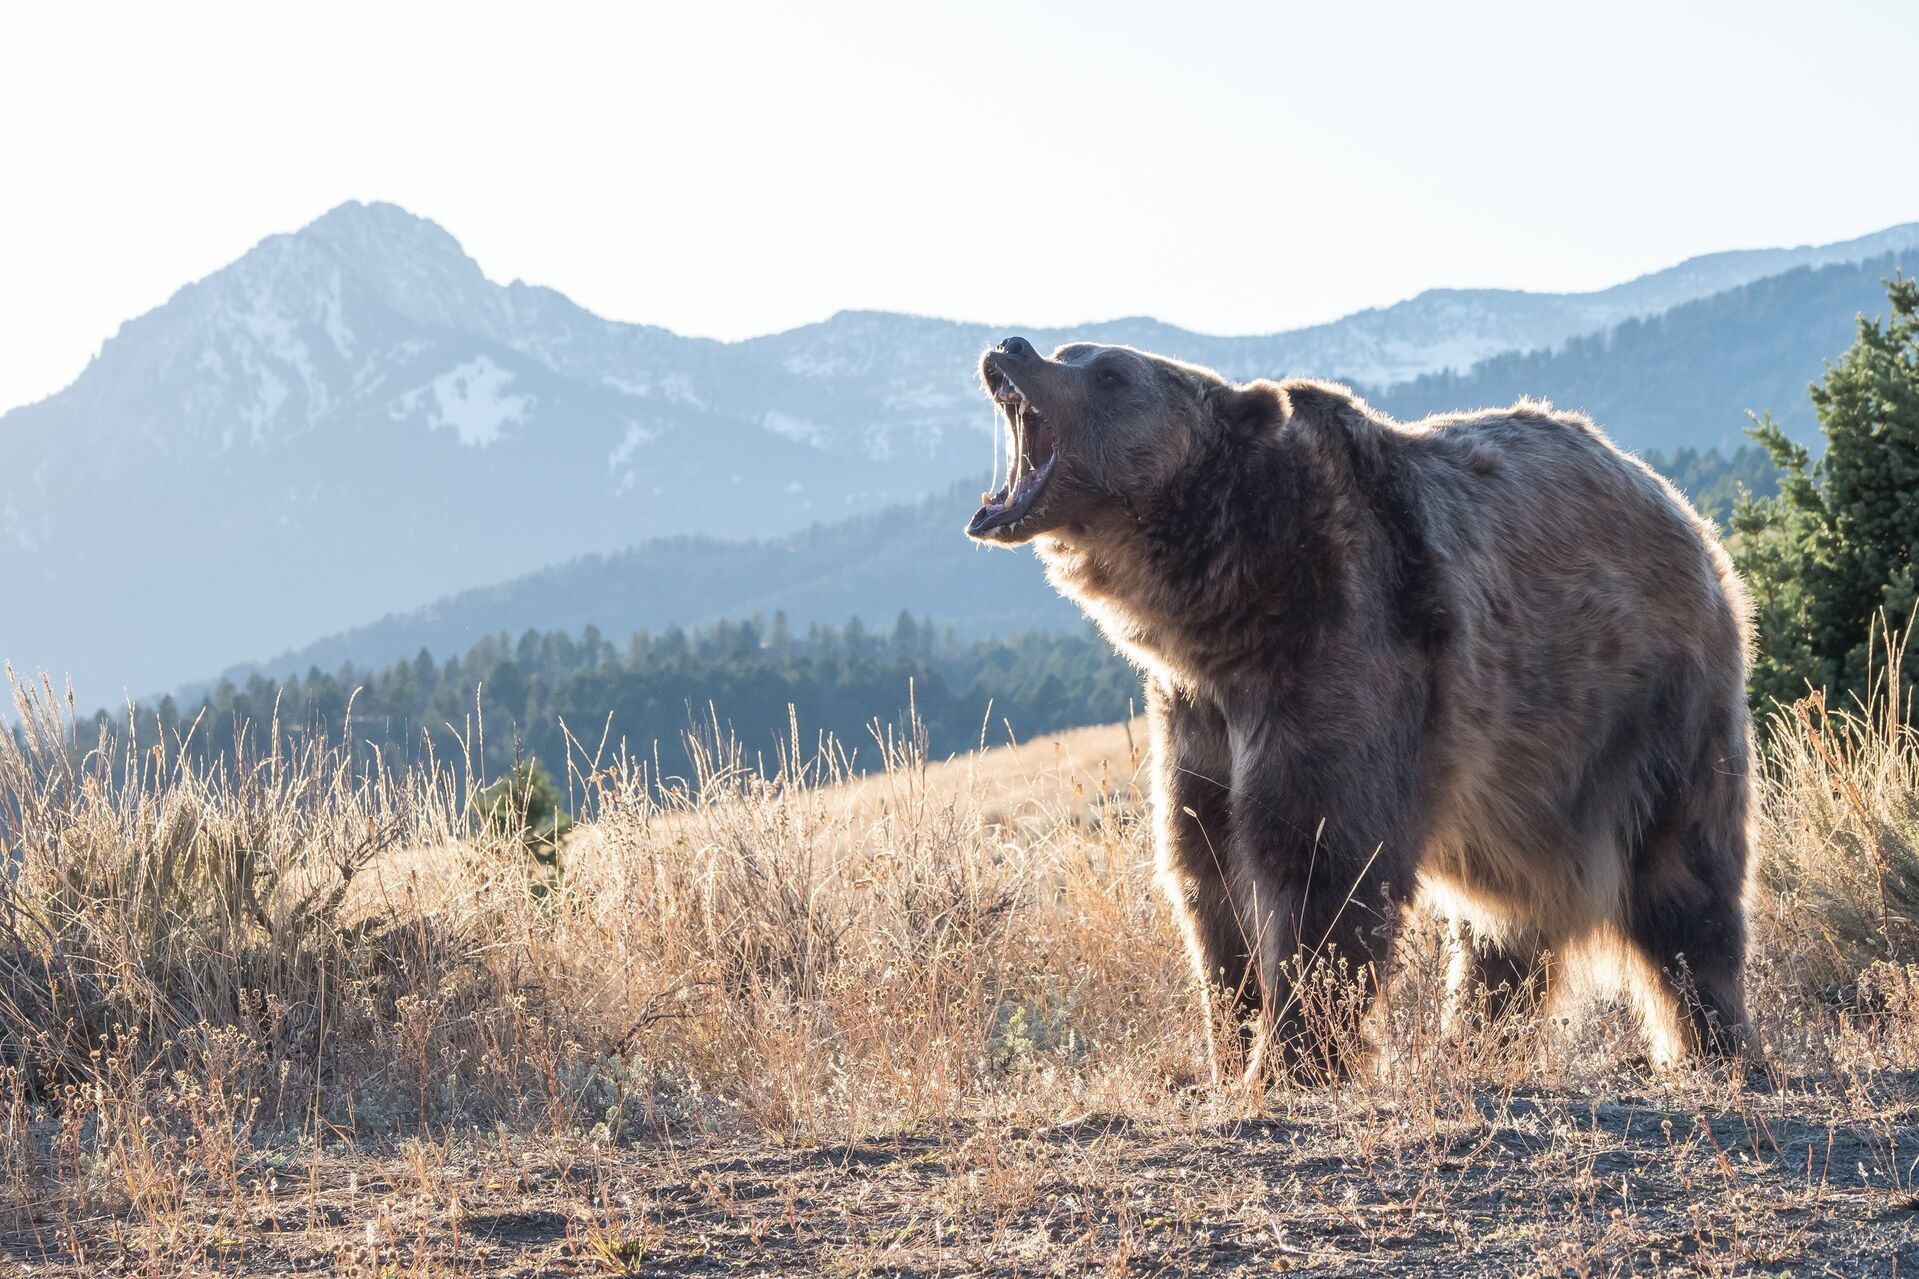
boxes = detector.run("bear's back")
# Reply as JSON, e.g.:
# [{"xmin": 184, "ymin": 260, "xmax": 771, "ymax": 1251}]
[{"xmin": 1383, "ymin": 398, "xmax": 1747, "ymax": 685}]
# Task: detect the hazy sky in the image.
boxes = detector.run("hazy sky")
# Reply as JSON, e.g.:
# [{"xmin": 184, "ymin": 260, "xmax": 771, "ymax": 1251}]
[{"xmin": 4, "ymin": 1, "xmax": 1918, "ymax": 414}]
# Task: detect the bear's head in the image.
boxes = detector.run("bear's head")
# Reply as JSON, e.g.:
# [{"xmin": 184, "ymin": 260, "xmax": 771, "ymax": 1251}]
[{"xmin": 966, "ymin": 337, "xmax": 1287, "ymax": 546}]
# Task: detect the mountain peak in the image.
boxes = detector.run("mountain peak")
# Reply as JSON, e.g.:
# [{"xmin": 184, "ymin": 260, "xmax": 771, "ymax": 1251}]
[
  {"xmin": 300, "ymin": 200, "xmax": 465, "ymax": 260},
  {"xmin": 288, "ymin": 200, "xmax": 488, "ymax": 329}
]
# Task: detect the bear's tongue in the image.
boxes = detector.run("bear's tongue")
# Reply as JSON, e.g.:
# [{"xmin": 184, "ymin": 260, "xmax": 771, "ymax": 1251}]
[
  {"xmin": 968, "ymin": 456, "xmax": 1055, "ymax": 536},
  {"xmin": 968, "ymin": 409, "xmax": 1055, "ymax": 536}
]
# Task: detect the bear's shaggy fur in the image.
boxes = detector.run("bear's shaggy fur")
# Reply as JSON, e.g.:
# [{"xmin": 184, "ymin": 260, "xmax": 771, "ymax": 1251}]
[{"xmin": 965, "ymin": 337, "xmax": 1755, "ymax": 1078}]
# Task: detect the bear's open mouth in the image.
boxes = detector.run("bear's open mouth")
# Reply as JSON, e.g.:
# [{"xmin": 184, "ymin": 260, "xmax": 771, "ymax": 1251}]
[{"xmin": 968, "ymin": 369, "xmax": 1057, "ymax": 538}]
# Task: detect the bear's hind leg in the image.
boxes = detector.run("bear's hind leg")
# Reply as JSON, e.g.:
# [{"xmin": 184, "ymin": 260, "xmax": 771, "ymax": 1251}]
[
  {"xmin": 1622, "ymin": 729, "xmax": 1754, "ymax": 1062},
  {"xmin": 1624, "ymin": 865, "xmax": 1750, "ymax": 1061}
]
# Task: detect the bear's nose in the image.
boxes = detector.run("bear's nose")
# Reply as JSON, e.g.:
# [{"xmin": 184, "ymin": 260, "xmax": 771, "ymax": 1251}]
[{"xmin": 998, "ymin": 336, "xmax": 1036, "ymax": 358}]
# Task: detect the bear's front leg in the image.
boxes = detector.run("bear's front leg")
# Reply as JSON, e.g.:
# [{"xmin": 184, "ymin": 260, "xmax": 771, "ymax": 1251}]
[
  {"xmin": 1223, "ymin": 711, "xmax": 1421, "ymax": 1085},
  {"xmin": 1147, "ymin": 679, "xmax": 1261, "ymax": 1083}
]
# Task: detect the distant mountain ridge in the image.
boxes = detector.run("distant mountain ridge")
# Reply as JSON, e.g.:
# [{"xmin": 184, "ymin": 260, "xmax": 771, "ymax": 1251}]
[
  {"xmin": 195, "ymin": 481, "xmax": 1079, "ymax": 697},
  {"xmin": 1377, "ymin": 250, "xmax": 1919, "ymax": 449},
  {"xmin": 4, "ymin": 201, "xmax": 1915, "ymax": 697}
]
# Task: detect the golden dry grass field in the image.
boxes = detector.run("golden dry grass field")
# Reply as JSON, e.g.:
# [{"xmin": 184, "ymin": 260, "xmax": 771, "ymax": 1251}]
[{"xmin": 3, "ymin": 676, "xmax": 1919, "ymax": 1276}]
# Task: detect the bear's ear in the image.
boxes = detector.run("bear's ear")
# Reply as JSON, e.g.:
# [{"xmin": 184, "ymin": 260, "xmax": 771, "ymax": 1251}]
[{"xmin": 1210, "ymin": 379, "xmax": 1289, "ymax": 438}]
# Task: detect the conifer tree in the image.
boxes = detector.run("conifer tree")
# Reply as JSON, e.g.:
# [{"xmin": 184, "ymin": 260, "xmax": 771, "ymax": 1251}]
[{"xmin": 1732, "ymin": 274, "xmax": 1919, "ymax": 710}]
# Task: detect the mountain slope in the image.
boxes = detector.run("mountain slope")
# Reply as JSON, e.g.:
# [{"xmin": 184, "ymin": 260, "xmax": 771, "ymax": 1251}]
[
  {"xmin": 4, "ymin": 201, "xmax": 1915, "ymax": 698},
  {"xmin": 203, "ymin": 482, "xmax": 1079, "ymax": 692},
  {"xmin": 1373, "ymin": 251, "xmax": 1917, "ymax": 451}
]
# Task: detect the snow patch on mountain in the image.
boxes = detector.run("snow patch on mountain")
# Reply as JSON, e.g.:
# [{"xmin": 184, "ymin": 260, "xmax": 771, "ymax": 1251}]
[
  {"xmin": 603, "ymin": 374, "xmax": 652, "ymax": 398},
  {"xmin": 426, "ymin": 357, "xmax": 528, "ymax": 446},
  {"xmin": 240, "ymin": 362, "xmax": 290, "ymax": 443},
  {"xmin": 761, "ymin": 410, "xmax": 824, "ymax": 445},
  {"xmin": 320, "ymin": 270, "xmax": 354, "ymax": 359},
  {"xmin": 218, "ymin": 275, "xmax": 339, "ymax": 439},
  {"xmin": 656, "ymin": 372, "xmax": 705, "ymax": 409},
  {"xmin": 607, "ymin": 419, "xmax": 661, "ymax": 476}
]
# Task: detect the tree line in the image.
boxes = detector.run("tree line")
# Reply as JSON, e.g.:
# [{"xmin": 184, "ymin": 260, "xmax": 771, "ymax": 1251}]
[{"xmin": 113, "ymin": 614, "xmax": 1137, "ymax": 785}]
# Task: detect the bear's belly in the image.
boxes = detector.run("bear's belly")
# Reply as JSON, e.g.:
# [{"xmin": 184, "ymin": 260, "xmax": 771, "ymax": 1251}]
[{"xmin": 1418, "ymin": 822, "xmax": 1623, "ymax": 940}]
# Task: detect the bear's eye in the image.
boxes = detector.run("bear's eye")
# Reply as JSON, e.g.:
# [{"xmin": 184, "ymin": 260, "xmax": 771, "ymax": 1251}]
[{"xmin": 1098, "ymin": 366, "xmax": 1127, "ymax": 387}]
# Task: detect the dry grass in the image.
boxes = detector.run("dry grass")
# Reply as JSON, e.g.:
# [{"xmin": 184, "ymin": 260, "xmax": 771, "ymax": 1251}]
[{"xmin": 3, "ymin": 665, "xmax": 1919, "ymax": 1275}]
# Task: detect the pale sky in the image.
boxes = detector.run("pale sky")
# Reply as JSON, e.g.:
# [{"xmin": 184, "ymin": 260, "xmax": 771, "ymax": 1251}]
[{"xmin": 4, "ymin": 0, "xmax": 1918, "ymax": 415}]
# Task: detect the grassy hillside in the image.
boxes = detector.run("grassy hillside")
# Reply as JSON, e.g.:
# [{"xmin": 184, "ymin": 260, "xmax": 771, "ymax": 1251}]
[{"xmin": 5, "ymin": 665, "xmax": 1919, "ymax": 1273}]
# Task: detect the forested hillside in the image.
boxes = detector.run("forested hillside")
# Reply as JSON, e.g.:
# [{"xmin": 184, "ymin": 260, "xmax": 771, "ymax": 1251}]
[
  {"xmin": 135, "ymin": 617, "xmax": 1136, "ymax": 784},
  {"xmin": 207, "ymin": 482, "xmax": 1078, "ymax": 693},
  {"xmin": 1640, "ymin": 444, "xmax": 1778, "ymax": 520}
]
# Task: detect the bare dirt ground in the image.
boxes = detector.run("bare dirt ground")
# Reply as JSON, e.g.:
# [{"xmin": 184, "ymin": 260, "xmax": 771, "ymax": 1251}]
[{"xmin": 8, "ymin": 1078, "xmax": 1919, "ymax": 1275}]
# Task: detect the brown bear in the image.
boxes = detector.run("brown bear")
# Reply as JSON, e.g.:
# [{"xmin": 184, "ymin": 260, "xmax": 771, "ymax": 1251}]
[{"xmin": 965, "ymin": 336, "xmax": 1755, "ymax": 1080}]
